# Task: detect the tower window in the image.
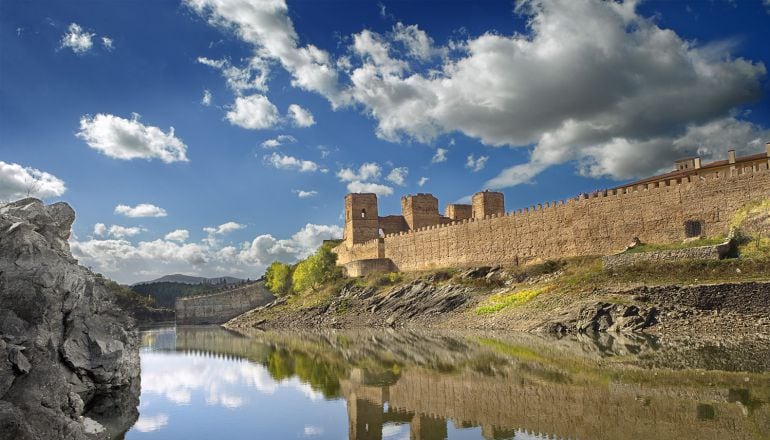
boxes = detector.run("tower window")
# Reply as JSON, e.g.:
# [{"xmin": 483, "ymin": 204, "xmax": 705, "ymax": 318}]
[{"xmin": 361, "ymin": 209, "xmax": 366, "ymax": 218}]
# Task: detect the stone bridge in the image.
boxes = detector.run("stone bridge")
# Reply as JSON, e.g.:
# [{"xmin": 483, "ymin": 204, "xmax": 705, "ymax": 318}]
[{"xmin": 174, "ymin": 280, "xmax": 274, "ymax": 325}]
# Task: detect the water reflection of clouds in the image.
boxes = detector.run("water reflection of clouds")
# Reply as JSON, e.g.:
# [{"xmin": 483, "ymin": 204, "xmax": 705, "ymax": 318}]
[
  {"xmin": 382, "ymin": 424, "xmax": 409, "ymax": 440},
  {"xmin": 133, "ymin": 414, "xmax": 169, "ymax": 432},
  {"xmin": 141, "ymin": 352, "xmax": 325, "ymax": 410}
]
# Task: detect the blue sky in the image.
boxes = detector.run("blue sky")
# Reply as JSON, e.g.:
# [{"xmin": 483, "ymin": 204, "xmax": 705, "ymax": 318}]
[{"xmin": 1, "ymin": 0, "xmax": 769, "ymax": 283}]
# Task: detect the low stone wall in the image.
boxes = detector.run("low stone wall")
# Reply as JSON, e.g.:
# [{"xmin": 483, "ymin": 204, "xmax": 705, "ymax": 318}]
[
  {"xmin": 602, "ymin": 241, "xmax": 732, "ymax": 270},
  {"xmin": 175, "ymin": 281, "xmax": 274, "ymax": 325},
  {"xmin": 343, "ymin": 258, "xmax": 397, "ymax": 277}
]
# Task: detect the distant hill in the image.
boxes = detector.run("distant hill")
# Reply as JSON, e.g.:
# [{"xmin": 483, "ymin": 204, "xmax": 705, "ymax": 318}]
[
  {"xmin": 130, "ymin": 276, "xmax": 257, "ymax": 308},
  {"xmin": 133, "ymin": 274, "xmax": 245, "ymax": 286}
]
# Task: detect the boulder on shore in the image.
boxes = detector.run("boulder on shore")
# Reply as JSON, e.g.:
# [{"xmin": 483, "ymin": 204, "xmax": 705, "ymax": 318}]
[{"xmin": 0, "ymin": 198, "xmax": 140, "ymax": 440}]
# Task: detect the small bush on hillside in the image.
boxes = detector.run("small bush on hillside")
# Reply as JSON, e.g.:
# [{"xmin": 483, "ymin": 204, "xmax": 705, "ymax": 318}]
[
  {"xmin": 265, "ymin": 261, "xmax": 293, "ymax": 296},
  {"xmin": 292, "ymin": 243, "xmax": 343, "ymax": 293}
]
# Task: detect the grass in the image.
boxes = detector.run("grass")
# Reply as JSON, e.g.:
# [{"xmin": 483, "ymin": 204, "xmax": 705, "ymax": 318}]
[{"xmin": 475, "ymin": 285, "xmax": 556, "ymax": 315}]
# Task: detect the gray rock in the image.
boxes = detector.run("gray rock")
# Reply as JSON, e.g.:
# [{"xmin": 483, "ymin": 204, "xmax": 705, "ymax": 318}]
[{"xmin": 0, "ymin": 198, "xmax": 139, "ymax": 440}]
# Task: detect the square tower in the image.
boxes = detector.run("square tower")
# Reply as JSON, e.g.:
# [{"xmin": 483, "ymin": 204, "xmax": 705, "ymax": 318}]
[
  {"xmin": 401, "ymin": 193, "xmax": 440, "ymax": 230},
  {"xmin": 444, "ymin": 204, "xmax": 472, "ymax": 221},
  {"xmin": 344, "ymin": 193, "xmax": 380, "ymax": 244},
  {"xmin": 472, "ymin": 190, "xmax": 505, "ymax": 219}
]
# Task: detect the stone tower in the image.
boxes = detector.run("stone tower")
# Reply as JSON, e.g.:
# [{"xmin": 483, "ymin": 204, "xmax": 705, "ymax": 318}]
[
  {"xmin": 344, "ymin": 193, "xmax": 380, "ymax": 244},
  {"xmin": 401, "ymin": 193, "xmax": 440, "ymax": 230},
  {"xmin": 472, "ymin": 190, "xmax": 505, "ymax": 219}
]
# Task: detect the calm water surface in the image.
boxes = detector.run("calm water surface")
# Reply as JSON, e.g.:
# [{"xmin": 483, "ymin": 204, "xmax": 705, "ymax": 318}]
[{"xmin": 123, "ymin": 326, "xmax": 770, "ymax": 440}]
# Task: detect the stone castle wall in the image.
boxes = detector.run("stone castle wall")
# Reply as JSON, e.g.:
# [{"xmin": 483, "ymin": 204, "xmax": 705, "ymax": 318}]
[
  {"xmin": 175, "ymin": 281, "xmax": 274, "ymax": 325},
  {"xmin": 337, "ymin": 164, "xmax": 770, "ymax": 272}
]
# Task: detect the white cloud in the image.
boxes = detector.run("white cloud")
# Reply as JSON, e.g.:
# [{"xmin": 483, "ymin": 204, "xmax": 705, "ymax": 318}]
[
  {"xmin": 188, "ymin": 0, "xmax": 768, "ymax": 188},
  {"xmin": 303, "ymin": 426, "xmax": 323, "ymax": 437},
  {"xmin": 115, "ymin": 203, "xmax": 167, "ymax": 218},
  {"xmin": 77, "ymin": 113, "xmax": 188, "ymax": 163},
  {"xmin": 165, "ymin": 229, "xmax": 190, "ymax": 242},
  {"xmin": 392, "ymin": 22, "xmax": 443, "ymax": 61},
  {"xmin": 197, "ymin": 56, "xmax": 269, "ymax": 94},
  {"xmin": 101, "ymin": 36, "xmax": 114, "ymax": 51},
  {"xmin": 431, "ymin": 148, "xmax": 447, "ymax": 164},
  {"xmin": 205, "ymin": 221, "xmax": 245, "ymax": 236},
  {"xmin": 346, "ymin": 181, "xmax": 393, "ymax": 196},
  {"xmin": 185, "ymin": 0, "xmax": 346, "ymax": 107},
  {"xmin": 336, "ymin": 163, "xmax": 381, "ymax": 182},
  {"xmin": 60, "ymin": 23, "xmax": 94, "ymax": 54},
  {"xmin": 465, "ymin": 154, "xmax": 489, "ymax": 172},
  {"xmin": 386, "ymin": 167, "xmax": 408, "ymax": 185},
  {"xmin": 133, "ymin": 414, "xmax": 169, "ymax": 433},
  {"xmin": 417, "ymin": 176, "xmax": 429, "ymax": 187},
  {"xmin": 94, "ymin": 224, "xmax": 145, "ymax": 239},
  {"xmin": 0, "ymin": 161, "xmax": 66, "ymax": 201},
  {"xmin": 260, "ymin": 134, "xmax": 296, "ymax": 149},
  {"xmin": 288, "ymin": 104, "xmax": 316, "ymax": 127},
  {"xmin": 263, "ymin": 152, "xmax": 320, "ymax": 172},
  {"xmin": 226, "ymin": 94, "xmax": 280, "ymax": 130},
  {"xmin": 293, "ymin": 189, "xmax": 318, "ymax": 198},
  {"xmin": 201, "ymin": 89, "xmax": 212, "ymax": 106},
  {"xmin": 238, "ymin": 223, "xmax": 343, "ymax": 266}
]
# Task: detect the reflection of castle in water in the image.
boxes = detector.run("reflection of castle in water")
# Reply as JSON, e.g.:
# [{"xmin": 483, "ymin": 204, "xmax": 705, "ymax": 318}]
[{"xmin": 168, "ymin": 327, "xmax": 770, "ymax": 440}]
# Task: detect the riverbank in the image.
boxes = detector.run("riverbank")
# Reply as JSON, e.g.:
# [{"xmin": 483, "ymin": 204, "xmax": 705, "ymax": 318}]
[{"xmin": 225, "ymin": 256, "xmax": 770, "ymax": 343}]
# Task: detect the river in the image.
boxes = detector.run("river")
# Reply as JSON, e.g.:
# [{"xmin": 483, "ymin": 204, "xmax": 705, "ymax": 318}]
[{"xmin": 121, "ymin": 326, "xmax": 770, "ymax": 439}]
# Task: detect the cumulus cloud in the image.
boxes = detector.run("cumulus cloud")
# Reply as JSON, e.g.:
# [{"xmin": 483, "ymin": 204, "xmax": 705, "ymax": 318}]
[
  {"xmin": 288, "ymin": 104, "xmax": 315, "ymax": 127},
  {"xmin": 198, "ymin": 56, "xmax": 269, "ymax": 94},
  {"xmin": 337, "ymin": 162, "xmax": 393, "ymax": 195},
  {"xmin": 261, "ymin": 134, "xmax": 296, "ymax": 148},
  {"xmin": 77, "ymin": 113, "xmax": 188, "ymax": 163},
  {"xmin": 165, "ymin": 229, "xmax": 190, "ymax": 242},
  {"xmin": 263, "ymin": 152, "xmax": 320, "ymax": 172},
  {"xmin": 115, "ymin": 203, "xmax": 167, "ymax": 218},
  {"xmin": 185, "ymin": 0, "xmax": 346, "ymax": 106},
  {"xmin": 101, "ymin": 36, "xmax": 114, "ymax": 51},
  {"xmin": 204, "ymin": 221, "xmax": 245, "ymax": 236},
  {"xmin": 60, "ymin": 23, "xmax": 94, "ymax": 54},
  {"xmin": 336, "ymin": 163, "xmax": 382, "ymax": 182},
  {"xmin": 293, "ymin": 189, "xmax": 317, "ymax": 198},
  {"xmin": 73, "ymin": 220, "xmax": 343, "ymax": 283},
  {"xmin": 386, "ymin": 167, "xmax": 408, "ymax": 185},
  {"xmin": 189, "ymin": 0, "xmax": 768, "ymax": 188},
  {"xmin": 93, "ymin": 223, "xmax": 145, "ymax": 239},
  {"xmin": 465, "ymin": 154, "xmax": 489, "ymax": 172},
  {"xmin": 201, "ymin": 89, "xmax": 213, "ymax": 106},
  {"xmin": 417, "ymin": 177, "xmax": 429, "ymax": 187},
  {"xmin": 0, "ymin": 161, "xmax": 66, "ymax": 201},
  {"xmin": 226, "ymin": 94, "xmax": 280, "ymax": 130},
  {"xmin": 346, "ymin": 181, "xmax": 393, "ymax": 196},
  {"xmin": 238, "ymin": 223, "xmax": 343, "ymax": 266},
  {"xmin": 431, "ymin": 148, "xmax": 447, "ymax": 163}
]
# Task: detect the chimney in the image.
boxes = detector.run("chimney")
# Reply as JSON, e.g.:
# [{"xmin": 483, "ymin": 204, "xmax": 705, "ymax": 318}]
[
  {"xmin": 728, "ymin": 150, "xmax": 736, "ymax": 164},
  {"xmin": 694, "ymin": 157, "xmax": 701, "ymax": 169}
]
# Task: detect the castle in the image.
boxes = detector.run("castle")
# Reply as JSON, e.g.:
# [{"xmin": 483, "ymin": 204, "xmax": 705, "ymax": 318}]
[{"xmin": 333, "ymin": 144, "xmax": 770, "ymax": 276}]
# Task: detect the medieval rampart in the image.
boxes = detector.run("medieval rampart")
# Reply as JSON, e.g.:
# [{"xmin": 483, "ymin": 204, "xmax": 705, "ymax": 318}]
[
  {"xmin": 175, "ymin": 281, "xmax": 275, "ymax": 325},
  {"xmin": 337, "ymin": 163, "xmax": 770, "ymax": 272}
]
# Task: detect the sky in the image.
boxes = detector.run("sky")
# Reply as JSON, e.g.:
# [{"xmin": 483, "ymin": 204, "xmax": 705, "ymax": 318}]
[{"xmin": 1, "ymin": 0, "xmax": 769, "ymax": 283}]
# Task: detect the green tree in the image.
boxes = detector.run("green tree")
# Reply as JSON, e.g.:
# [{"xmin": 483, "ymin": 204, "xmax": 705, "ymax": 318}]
[
  {"xmin": 291, "ymin": 243, "xmax": 342, "ymax": 293},
  {"xmin": 265, "ymin": 261, "xmax": 293, "ymax": 296}
]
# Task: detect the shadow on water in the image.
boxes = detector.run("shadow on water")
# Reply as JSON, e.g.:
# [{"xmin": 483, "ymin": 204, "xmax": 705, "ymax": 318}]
[{"xmin": 124, "ymin": 326, "xmax": 770, "ymax": 440}]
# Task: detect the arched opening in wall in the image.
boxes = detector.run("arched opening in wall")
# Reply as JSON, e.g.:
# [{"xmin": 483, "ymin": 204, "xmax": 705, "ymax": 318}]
[
  {"xmin": 361, "ymin": 209, "xmax": 366, "ymax": 218},
  {"xmin": 379, "ymin": 228, "xmax": 384, "ymax": 238},
  {"xmin": 684, "ymin": 220, "xmax": 703, "ymax": 238}
]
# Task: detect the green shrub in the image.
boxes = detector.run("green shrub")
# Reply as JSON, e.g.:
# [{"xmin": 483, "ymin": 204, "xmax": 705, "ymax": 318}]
[{"xmin": 265, "ymin": 261, "xmax": 293, "ymax": 296}]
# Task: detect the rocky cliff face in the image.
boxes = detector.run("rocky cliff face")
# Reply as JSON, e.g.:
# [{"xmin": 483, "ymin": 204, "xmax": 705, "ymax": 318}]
[{"xmin": 0, "ymin": 198, "xmax": 140, "ymax": 440}]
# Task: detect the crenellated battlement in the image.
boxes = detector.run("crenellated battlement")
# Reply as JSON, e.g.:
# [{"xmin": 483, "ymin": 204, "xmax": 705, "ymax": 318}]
[{"xmin": 333, "ymin": 148, "xmax": 770, "ymax": 274}]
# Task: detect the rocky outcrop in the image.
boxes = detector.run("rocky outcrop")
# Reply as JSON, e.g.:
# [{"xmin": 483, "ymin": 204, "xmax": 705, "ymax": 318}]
[{"xmin": 0, "ymin": 198, "xmax": 139, "ymax": 440}]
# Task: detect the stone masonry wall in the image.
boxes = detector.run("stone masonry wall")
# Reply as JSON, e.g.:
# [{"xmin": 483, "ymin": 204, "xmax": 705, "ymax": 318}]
[
  {"xmin": 602, "ymin": 241, "xmax": 732, "ymax": 270},
  {"xmin": 175, "ymin": 281, "xmax": 274, "ymax": 325},
  {"xmin": 379, "ymin": 165, "xmax": 770, "ymax": 272}
]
